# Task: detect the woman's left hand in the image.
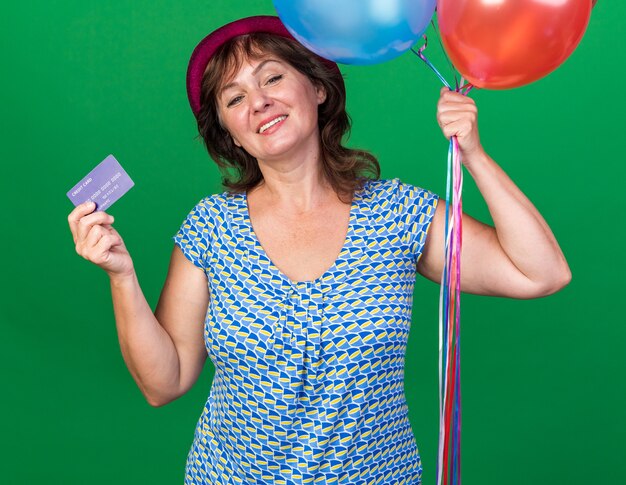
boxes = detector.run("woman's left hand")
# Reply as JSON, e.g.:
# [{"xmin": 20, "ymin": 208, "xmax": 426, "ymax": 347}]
[{"xmin": 436, "ymin": 87, "xmax": 484, "ymax": 164}]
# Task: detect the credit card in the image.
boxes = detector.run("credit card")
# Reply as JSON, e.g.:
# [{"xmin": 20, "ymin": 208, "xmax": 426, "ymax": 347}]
[{"xmin": 66, "ymin": 154, "xmax": 134, "ymax": 211}]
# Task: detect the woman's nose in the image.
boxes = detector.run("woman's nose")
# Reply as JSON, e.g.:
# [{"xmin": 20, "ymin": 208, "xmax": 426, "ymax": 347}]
[{"xmin": 249, "ymin": 89, "xmax": 272, "ymax": 112}]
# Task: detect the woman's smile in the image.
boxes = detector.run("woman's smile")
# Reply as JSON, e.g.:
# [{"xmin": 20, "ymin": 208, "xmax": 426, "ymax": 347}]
[{"xmin": 258, "ymin": 114, "xmax": 288, "ymax": 134}]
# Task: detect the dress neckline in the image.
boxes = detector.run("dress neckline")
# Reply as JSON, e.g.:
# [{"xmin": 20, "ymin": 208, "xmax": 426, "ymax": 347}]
[{"xmin": 239, "ymin": 185, "xmax": 364, "ymax": 288}]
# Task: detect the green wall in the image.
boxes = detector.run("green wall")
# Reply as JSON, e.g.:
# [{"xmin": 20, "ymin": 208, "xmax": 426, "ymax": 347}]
[{"xmin": 2, "ymin": 1, "xmax": 623, "ymax": 484}]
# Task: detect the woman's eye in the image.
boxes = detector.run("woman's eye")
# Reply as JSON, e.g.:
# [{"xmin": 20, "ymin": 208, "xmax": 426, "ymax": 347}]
[
  {"xmin": 227, "ymin": 95, "xmax": 243, "ymax": 107},
  {"xmin": 266, "ymin": 74, "xmax": 283, "ymax": 85}
]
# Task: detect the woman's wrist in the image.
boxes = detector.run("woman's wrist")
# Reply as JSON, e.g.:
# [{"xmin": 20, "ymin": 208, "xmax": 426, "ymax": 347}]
[
  {"xmin": 108, "ymin": 267, "xmax": 137, "ymax": 288},
  {"xmin": 461, "ymin": 147, "xmax": 491, "ymax": 175}
]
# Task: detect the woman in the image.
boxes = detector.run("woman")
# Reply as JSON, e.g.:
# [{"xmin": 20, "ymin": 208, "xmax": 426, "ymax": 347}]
[{"xmin": 67, "ymin": 15, "xmax": 570, "ymax": 485}]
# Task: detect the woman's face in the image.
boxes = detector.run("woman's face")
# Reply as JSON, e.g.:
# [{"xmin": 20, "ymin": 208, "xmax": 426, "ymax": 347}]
[{"xmin": 216, "ymin": 54, "xmax": 327, "ymax": 164}]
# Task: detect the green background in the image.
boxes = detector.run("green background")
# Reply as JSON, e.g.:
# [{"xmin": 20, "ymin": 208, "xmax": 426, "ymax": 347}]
[{"xmin": 2, "ymin": 1, "xmax": 624, "ymax": 484}]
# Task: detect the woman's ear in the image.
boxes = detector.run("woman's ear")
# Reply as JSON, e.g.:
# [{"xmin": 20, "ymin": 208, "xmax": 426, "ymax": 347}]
[{"xmin": 315, "ymin": 84, "xmax": 327, "ymax": 105}]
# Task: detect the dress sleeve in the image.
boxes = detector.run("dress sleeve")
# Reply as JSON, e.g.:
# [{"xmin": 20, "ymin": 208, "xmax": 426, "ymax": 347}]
[
  {"xmin": 395, "ymin": 178, "xmax": 439, "ymax": 264},
  {"xmin": 172, "ymin": 197, "xmax": 212, "ymax": 270}
]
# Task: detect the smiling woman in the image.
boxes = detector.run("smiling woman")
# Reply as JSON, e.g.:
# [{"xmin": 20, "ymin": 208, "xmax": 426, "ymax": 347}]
[
  {"xmin": 67, "ymin": 13, "xmax": 571, "ymax": 485},
  {"xmin": 194, "ymin": 23, "xmax": 380, "ymax": 201}
]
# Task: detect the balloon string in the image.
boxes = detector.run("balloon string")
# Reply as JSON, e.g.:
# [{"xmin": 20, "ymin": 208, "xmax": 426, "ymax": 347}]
[
  {"xmin": 429, "ymin": 18, "xmax": 458, "ymax": 87},
  {"xmin": 415, "ymin": 33, "xmax": 466, "ymax": 485},
  {"xmin": 411, "ymin": 37, "xmax": 451, "ymax": 89},
  {"xmin": 437, "ymin": 134, "xmax": 454, "ymax": 485},
  {"xmin": 412, "ymin": 37, "xmax": 474, "ymax": 94},
  {"xmin": 452, "ymin": 137, "xmax": 463, "ymax": 485}
]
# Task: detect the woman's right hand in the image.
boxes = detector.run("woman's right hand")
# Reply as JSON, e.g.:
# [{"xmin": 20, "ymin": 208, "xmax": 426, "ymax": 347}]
[{"xmin": 68, "ymin": 201, "xmax": 134, "ymax": 279}]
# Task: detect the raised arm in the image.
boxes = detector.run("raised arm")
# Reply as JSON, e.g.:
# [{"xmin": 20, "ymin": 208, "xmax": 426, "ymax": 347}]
[
  {"xmin": 417, "ymin": 88, "xmax": 571, "ymax": 299},
  {"xmin": 68, "ymin": 202, "xmax": 208, "ymax": 406}
]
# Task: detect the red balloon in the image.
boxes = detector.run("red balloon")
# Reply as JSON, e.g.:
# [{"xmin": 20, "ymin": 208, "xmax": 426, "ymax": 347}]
[{"xmin": 437, "ymin": 0, "xmax": 592, "ymax": 89}]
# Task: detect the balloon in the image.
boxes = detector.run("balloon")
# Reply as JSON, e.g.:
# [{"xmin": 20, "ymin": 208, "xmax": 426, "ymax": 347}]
[
  {"xmin": 273, "ymin": 0, "xmax": 437, "ymax": 65},
  {"xmin": 437, "ymin": 0, "xmax": 592, "ymax": 89}
]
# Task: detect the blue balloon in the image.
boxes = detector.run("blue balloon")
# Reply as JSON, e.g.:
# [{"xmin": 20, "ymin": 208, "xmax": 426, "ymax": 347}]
[{"xmin": 273, "ymin": 0, "xmax": 436, "ymax": 65}]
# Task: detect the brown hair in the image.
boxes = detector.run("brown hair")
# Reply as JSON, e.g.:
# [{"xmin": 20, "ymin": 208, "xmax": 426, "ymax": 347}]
[{"xmin": 196, "ymin": 33, "xmax": 380, "ymax": 202}]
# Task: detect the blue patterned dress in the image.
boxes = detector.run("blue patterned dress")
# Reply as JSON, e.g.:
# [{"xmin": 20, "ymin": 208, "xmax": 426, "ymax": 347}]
[{"xmin": 172, "ymin": 178, "xmax": 438, "ymax": 485}]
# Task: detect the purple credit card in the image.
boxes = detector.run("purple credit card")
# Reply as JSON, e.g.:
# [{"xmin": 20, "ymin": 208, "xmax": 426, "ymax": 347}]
[{"xmin": 66, "ymin": 155, "xmax": 134, "ymax": 211}]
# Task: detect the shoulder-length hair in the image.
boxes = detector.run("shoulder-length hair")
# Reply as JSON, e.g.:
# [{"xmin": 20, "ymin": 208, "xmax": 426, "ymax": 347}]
[{"xmin": 196, "ymin": 32, "xmax": 380, "ymax": 202}]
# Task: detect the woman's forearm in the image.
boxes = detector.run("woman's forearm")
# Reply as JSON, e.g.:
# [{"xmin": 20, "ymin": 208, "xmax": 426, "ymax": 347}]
[
  {"xmin": 109, "ymin": 271, "xmax": 182, "ymax": 406},
  {"xmin": 465, "ymin": 149, "xmax": 571, "ymax": 292}
]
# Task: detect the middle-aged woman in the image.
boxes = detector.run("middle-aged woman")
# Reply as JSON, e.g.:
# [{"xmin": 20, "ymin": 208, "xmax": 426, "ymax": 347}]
[{"xmin": 68, "ymin": 15, "xmax": 570, "ymax": 485}]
